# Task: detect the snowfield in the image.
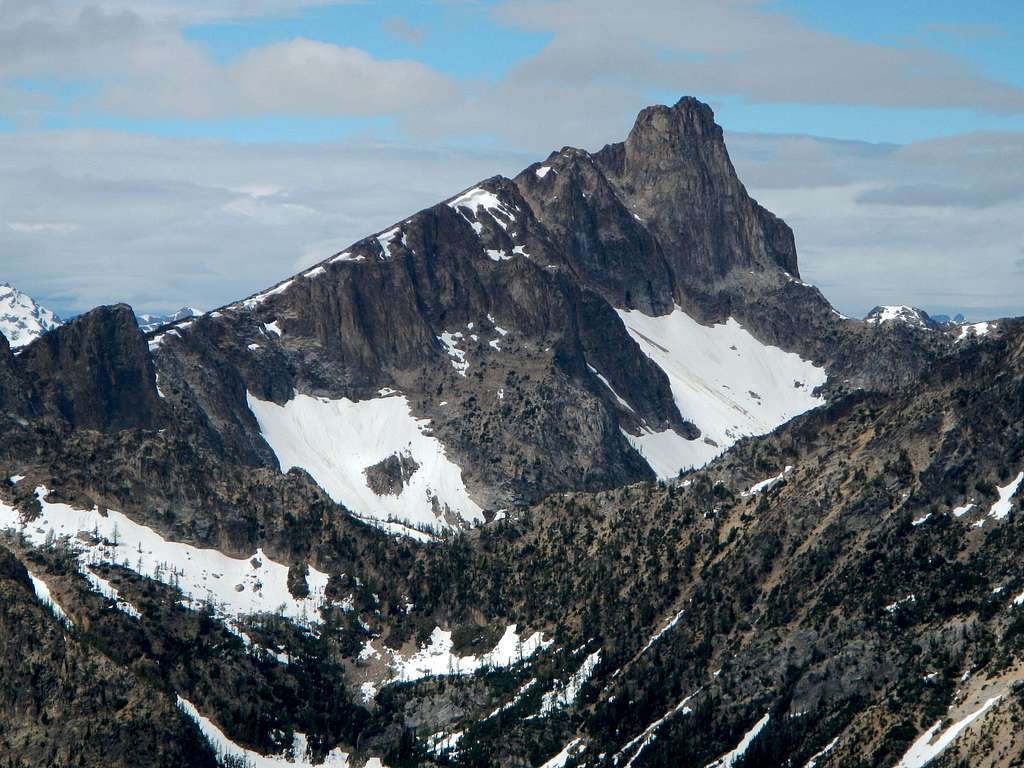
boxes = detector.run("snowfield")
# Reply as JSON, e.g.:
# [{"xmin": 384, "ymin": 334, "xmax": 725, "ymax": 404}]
[
  {"xmin": 0, "ymin": 487, "xmax": 329, "ymax": 627},
  {"xmin": 616, "ymin": 307, "xmax": 826, "ymax": 478},
  {"xmin": 247, "ymin": 391, "xmax": 483, "ymax": 529}
]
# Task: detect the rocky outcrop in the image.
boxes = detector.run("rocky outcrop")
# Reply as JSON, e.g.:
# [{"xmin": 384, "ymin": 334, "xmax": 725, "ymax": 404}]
[
  {"xmin": 17, "ymin": 304, "xmax": 161, "ymax": 432},
  {"xmin": 364, "ymin": 452, "xmax": 420, "ymax": 496}
]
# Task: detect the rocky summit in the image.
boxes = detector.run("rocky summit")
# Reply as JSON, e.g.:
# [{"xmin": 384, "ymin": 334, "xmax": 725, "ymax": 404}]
[{"xmin": 2, "ymin": 97, "xmax": 1023, "ymax": 768}]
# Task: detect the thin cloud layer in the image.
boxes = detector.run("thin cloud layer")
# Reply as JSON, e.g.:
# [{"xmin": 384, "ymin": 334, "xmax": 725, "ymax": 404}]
[
  {"xmin": 728, "ymin": 130, "xmax": 1024, "ymax": 319},
  {"xmin": 1, "ymin": 125, "xmax": 1021, "ymax": 321},
  {"xmin": 0, "ymin": 130, "xmax": 531, "ymax": 315}
]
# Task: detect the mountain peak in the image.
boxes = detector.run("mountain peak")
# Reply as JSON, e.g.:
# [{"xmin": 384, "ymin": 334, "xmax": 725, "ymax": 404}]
[
  {"xmin": 864, "ymin": 305, "xmax": 938, "ymax": 330},
  {"xmin": 0, "ymin": 282, "xmax": 62, "ymax": 350},
  {"xmin": 626, "ymin": 96, "xmax": 722, "ymax": 153}
]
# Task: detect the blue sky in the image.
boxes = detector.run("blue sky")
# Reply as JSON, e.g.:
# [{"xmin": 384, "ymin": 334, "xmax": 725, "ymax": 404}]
[
  {"xmin": 10, "ymin": 0, "xmax": 1024, "ymax": 144},
  {"xmin": 0, "ymin": 1, "xmax": 1022, "ymax": 320}
]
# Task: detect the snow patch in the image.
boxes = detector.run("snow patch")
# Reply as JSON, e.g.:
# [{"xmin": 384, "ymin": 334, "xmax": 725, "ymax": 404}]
[
  {"xmin": 803, "ymin": 736, "xmax": 839, "ymax": 768},
  {"xmin": 148, "ymin": 328, "xmax": 180, "ymax": 351},
  {"xmin": 264, "ymin": 320, "xmax": 282, "ymax": 337},
  {"xmin": 448, "ymin": 187, "xmax": 516, "ymax": 232},
  {"xmin": 426, "ymin": 730, "xmax": 464, "ymax": 757},
  {"xmin": 540, "ymin": 650, "xmax": 601, "ymax": 714},
  {"xmin": 742, "ymin": 466, "xmax": 794, "ymax": 497},
  {"xmin": 588, "ymin": 364, "xmax": 634, "ymax": 412},
  {"xmin": 864, "ymin": 305, "xmax": 930, "ymax": 329},
  {"xmin": 483, "ymin": 678, "xmax": 538, "ymax": 721},
  {"xmin": 376, "ymin": 227, "xmax": 402, "ymax": 260},
  {"xmin": 616, "ymin": 307, "xmax": 826, "ymax": 479},
  {"xmin": 438, "ymin": 331, "xmax": 469, "ymax": 376},
  {"xmin": 989, "ymin": 471, "xmax": 1023, "ymax": 520},
  {"xmin": 329, "ymin": 251, "xmax": 364, "ymax": 264},
  {"xmin": 82, "ymin": 567, "xmax": 142, "ymax": 619},
  {"xmin": 953, "ymin": 501, "xmax": 975, "ymax": 517},
  {"xmin": 639, "ymin": 607, "xmax": 685, "ymax": 656},
  {"xmin": 705, "ymin": 713, "xmax": 770, "ymax": 768},
  {"xmin": 380, "ymin": 624, "xmax": 550, "ymax": 683},
  {"xmin": 247, "ymin": 391, "xmax": 483, "ymax": 529},
  {"xmin": 895, "ymin": 696, "xmax": 1001, "ymax": 768},
  {"xmin": 540, "ymin": 738, "xmax": 584, "ymax": 768},
  {"xmin": 535, "ymin": 165, "xmax": 553, "ymax": 179},
  {"xmin": 27, "ymin": 571, "xmax": 72, "ymax": 626},
  {"xmin": 956, "ymin": 322, "xmax": 993, "ymax": 342},
  {"xmin": 178, "ymin": 696, "xmax": 385, "ymax": 768},
  {"xmin": 886, "ymin": 594, "xmax": 916, "ymax": 613},
  {"xmin": 242, "ymin": 280, "xmax": 293, "ymax": 310},
  {"xmin": 615, "ymin": 691, "xmax": 698, "ymax": 768}
]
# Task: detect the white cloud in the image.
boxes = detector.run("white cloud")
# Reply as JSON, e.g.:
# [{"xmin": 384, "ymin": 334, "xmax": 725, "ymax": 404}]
[
  {"xmin": 0, "ymin": 130, "xmax": 531, "ymax": 316},
  {"xmin": 400, "ymin": 0, "xmax": 1024, "ymax": 151},
  {"xmin": 228, "ymin": 39, "xmax": 455, "ymax": 117},
  {"xmin": 728, "ymin": 130, "xmax": 1024, "ymax": 319},
  {"xmin": 0, "ymin": 6, "xmax": 456, "ymax": 121},
  {"xmin": 0, "ymin": 0, "xmax": 342, "ymax": 26}
]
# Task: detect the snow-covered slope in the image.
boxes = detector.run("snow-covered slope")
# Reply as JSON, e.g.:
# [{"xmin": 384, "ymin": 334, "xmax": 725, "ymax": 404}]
[
  {"xmin": 0, "ymin": 483, "xmax": 329, "ymax": 627},
  {"xmin": 136, "ymin": 306, "xmax": 203, "ymax": 333},
  {"xmin": 178, "ymin": 697, "xmax": 389, "ymax": 768},
  {"xmin": 615, "ymin": 307, "xmax": 827, "ymax": 478},
  {"xmin": 247, "ymin": 391, "xmax": 484, "ymax": 530},
  {"xmin": 0, "ymin": 282, "xmax": 61, "ymax": 349}
]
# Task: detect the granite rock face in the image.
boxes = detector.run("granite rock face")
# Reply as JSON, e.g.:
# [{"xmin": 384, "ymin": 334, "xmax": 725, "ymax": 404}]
[
  {"xmin": 130, "ymin": 98, "xmax": 848, "ymax": 518},
  {"xmin": 17, "ymin": 304, "xmax": 161, "ymax": 432}
]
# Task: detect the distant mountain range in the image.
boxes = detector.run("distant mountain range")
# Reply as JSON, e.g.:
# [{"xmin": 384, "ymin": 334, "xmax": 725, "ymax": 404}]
[{"xmin": 135, "ymin": 306, "xmax": 205, "ymax": 334}]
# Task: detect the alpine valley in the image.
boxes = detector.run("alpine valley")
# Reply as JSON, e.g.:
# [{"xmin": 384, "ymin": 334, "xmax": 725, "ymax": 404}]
[{"xmin": 2, "ymin": 98, "xmax": 1023, "ymax": 768}]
